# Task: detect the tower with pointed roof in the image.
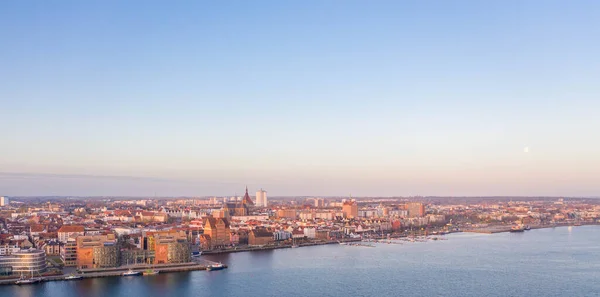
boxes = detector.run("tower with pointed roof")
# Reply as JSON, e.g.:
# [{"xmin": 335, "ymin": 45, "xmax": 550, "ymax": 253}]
[
  {"xmin": 242, "ymin": 186, "xmax": 254, "ymax": 206},
  {"xmin": 221, "ymin": 187, "xmax": 254, "ymax": 217}
]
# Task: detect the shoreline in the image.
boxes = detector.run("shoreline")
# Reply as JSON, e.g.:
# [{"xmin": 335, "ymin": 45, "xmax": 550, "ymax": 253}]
[
  {"xmin": 4, "ymin": 224, "xmax": 597, "ymax": 286},
  {"xmin": 462, "ymin": 222, "xmax": 600, "ymax": 234},
  {"xmin": 0, "ymin": 261, "xmax": 224, "ymax": 286},
  {"xmin": 202, "ymin": 238, "xmax": 363, "ymax": 255}
]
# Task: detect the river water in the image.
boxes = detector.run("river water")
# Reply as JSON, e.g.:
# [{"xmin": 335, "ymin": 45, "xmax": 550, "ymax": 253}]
[{"xmin": 4, "ymin": 225, "xmax": 600, "ymax": 297}]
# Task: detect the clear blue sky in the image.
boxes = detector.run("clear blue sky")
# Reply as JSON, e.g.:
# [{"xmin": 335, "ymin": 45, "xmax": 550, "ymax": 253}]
[{"xmin": 1, "ymin": 1, "xmax": 599, "ymax": 197}]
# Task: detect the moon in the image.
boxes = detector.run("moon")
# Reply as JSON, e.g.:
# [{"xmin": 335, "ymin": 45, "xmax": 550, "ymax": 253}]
[{"xmin": 524, "ymin": 146, "xmax": 529, "ymax": 153}]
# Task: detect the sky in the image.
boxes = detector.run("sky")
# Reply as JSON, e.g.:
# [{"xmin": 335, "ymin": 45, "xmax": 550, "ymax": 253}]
[{"xmin": 1, "ymin": 1, "xmax": 599, "ymax": 197}]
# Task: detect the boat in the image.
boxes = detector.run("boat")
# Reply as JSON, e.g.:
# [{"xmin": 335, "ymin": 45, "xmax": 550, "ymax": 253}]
[
  {"xmin": 15, "ymin": 269, "xmax": 44, "ymax": 284},
  {"xmin": 143, "ymin": 269, "xmax": 160, "ymax": 276},
  {"xmin": 64, "ymin": 274, "xmax": 83, "ymax": 280},
  {"xmin": 192, "ymin": 251, "xmax": 202, "ymax": 258},
  {"xmin": 15, "ymin": 277, "xmax": 42, "ymax": 285},
  {"xmin": 574, "ymin": 222, "xmax": 582, "ymax": 226},
  {"xmin": 207, "ymin": 263, "xmax": 225, "ymax": 271},
  {"xmin": 291, "ymin": 245, "xmax": 299, "ymax": 248},
  {"xmin": 122, "ymin": 269, "xmax": 141, "ymax": 276},
  {"xmin": 524, "ymin": 225, "xmax": 531, "ymax": 231}
]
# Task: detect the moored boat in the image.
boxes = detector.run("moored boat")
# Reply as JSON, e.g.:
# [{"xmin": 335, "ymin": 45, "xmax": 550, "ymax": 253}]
[
  {"xmin": 15, "ymin": 269, "xmax": 44, "ymax": 284},
  {"xmin": 15, "ymin": 277, "xmax": 43, "ymax": 285},
  {"xmin": 64, "ymin": 274, "xmax": 83, "ymax": 280},
  {"xmin": 207, "ymin": 263, "xmax": 225, "ymax": 271},
  {"xmin": 122, "ymin": 269, "xmax": 141, "ymax": 276}
]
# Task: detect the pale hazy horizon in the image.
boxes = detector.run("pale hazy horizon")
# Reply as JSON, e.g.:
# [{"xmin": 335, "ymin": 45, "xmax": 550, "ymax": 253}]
[{"xmin": 1, "ymin": 2, "xmax": 599, "ymax": 197}]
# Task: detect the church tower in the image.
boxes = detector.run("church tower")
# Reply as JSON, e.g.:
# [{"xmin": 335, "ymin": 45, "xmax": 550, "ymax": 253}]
[{"xmin": 242, "ymin": 186, "xmax": 254, "ymax": 206}]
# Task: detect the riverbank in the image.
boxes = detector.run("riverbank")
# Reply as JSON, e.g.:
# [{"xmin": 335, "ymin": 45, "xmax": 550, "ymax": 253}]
[
  {"xmin": 1, "ymin": 239, "xmax": 365, "ymax": 285},
  {"xmin": 7, "ymin": 225, "xmax": 600, "ymax": 297},
  {"xmin": 462, "ymin": 222, "xmax": 600, "ymax": 234},
  {"xmin": 0, "ymin": 260, "xmax": 225, "ymax": 286},
  {"xmin": 202, "ymin": 238, "xmax": 363, "ymax": 255}
]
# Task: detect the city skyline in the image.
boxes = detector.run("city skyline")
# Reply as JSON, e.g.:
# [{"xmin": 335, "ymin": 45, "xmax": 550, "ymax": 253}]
[{"xmin": 1, "ymin": 1, "xmax": 599, "ymax": 196}]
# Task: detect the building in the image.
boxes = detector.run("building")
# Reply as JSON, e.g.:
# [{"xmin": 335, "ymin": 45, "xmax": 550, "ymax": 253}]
[
  {"xmin": 166, "ymin": 241, "xmax": 191, "ymax": 263},
  {"xmin": 42, "ymin": 240, "xmax": 61, "ymax": 256},
  {"xmin": 76, "ymin": 234, "xmax": 118, "ymax": 269},
  {"xmin": 92, "ymin": 243, "xmax": 120, "ymax": 268},
  {"xmin": 203, "ymin": 217, "xmax": 231, "ymax": 249},
  {"xmin": 427, "ymin": 214, "xmax": 446, "ymax": 224},
  {"xmin": 292, "ymin": 229, "xmax": 305, "ymax": 239},
  {"xmin": 273, "ymin": 230, "xmax": 292, "ymax": 241},
  {"xmin": 61, "ymin": 238, "xmax": 77, "ymax": 267},
  {"xmin": 145, "ymin": 230, "xmax": 190, "ymax": 264},
  {"xmin": 0, "ymin": 249, "xmax": 47, "ymax": 275},
  {"xmin": 0, "ymin": 242, "xmax": 20, "ymax": 256},
  {"xmin": 0, "ymin": 196, "xmax": 9, "ymax": 207},
  {"xmin": 222, "ymin": 187, "xmax": 254, "ymax": 217},
  {"xmin": 343, "ymin": 201, "xmax": 358, "ymax": 219},
  {"xmin": 229, "ymin": 215, "xmax": 269, "ymax": 222},
  {"xmin": 121, "ymin": 249, "xmax": 153, "ymax": 266},
  {"xmin": 303, "ymin": 227, "xmax": 316, "ymax": 239},
  {"xmin": 135, "ymin": 211, "xmax": 168, "ymax": 222},
  {"xmin": 314, "ymin": 198, "xmax": 325, "ymax": 208},
  {"xmin": 407, "ymin": 202, "xmax": 425, "ymax": 218},
  {"xmin": 242, "ymin": 186, "xmax": 254, "ymax": 206},
  {"xmin": 162, "ymin": 209, "xmax": 200, "ymax": 220},
  {"xmin": 249, "ymin": 228, "xmax": 274, "ymax": 246},
  {"xmin": 57, "ymin": 225, "xmax": 85, "ymax": 243},
  {"xmin": 277, "ymin": 209, "xmax": 297, "ymax": 219},
  {"xmin": 255, "ymin": 189, "xmax": 268, "ymax": 207}
]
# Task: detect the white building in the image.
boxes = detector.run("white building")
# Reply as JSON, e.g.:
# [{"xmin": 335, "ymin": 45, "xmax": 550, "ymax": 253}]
[
  {"xmin": 0, "ymin": 249, "xmax": 47, "ymax": 274},
  {"xmin": 314, "ymin": 198, "xmax": 325, "ymax": 208},
  {"xmin": 299, "ymin": 212, "xmax": 314, "ymax": 220},
  {"xmin": 273, "ymin": 230, "xmax": 292, "ymax": 241},
  {"xmin": 255, "ymin": 189, "xmax": 268, "ymax": 207},
  {"xmin": 231, "ymin": 215, "xmax": 269, "ymax": 222},
  {"xmin": 0, "ymin": 196, "xmax": 8, "ymax": 206},
  {"xmin": 113, "ymin": 227, "xmax": 140, "ymax": 237},
  {"xmin": 315, "ymin": 212, "xmax": 334, "ymax": 220},
  {"xmin": 0, "ymin": 243, "xmax": 20, "ymax": 256},
  {"xmin": 303, "ymin": 227, "xmax": 316, "ymax": 239},
  {"xmin": 161, "ymin": 209, "xmax": 201, "ymax": 219},
  {"xmin": 57, "ymin": 225, "xmax": 85, "ymax": 243}
]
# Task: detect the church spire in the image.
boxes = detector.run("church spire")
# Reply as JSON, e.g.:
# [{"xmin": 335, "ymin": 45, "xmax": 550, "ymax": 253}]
[{"xmin": 242, "ymin": 185, "xmax": 254, "ymax": 206}]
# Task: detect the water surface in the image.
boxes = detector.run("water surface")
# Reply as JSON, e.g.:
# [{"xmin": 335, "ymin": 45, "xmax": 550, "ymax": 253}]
[{"xmin": 4, "ymin": 226, "xmax": 600, "ymax": 297}]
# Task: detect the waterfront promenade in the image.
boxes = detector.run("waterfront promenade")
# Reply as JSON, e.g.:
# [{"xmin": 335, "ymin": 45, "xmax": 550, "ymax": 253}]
[
  {"xmin": 0, "ymin": 259, "xmax": 224, "ymax": 286},
  {"xmin": 202, "ymin": 238, "xmax": 362, "ymax": 254},
  {"xmin": 462, "ymin": 222, "xmax": 600, "ymax": 234},
  {"xmin": 0, "ymin": 240, "xmax": 365, "ymax": 285}
]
